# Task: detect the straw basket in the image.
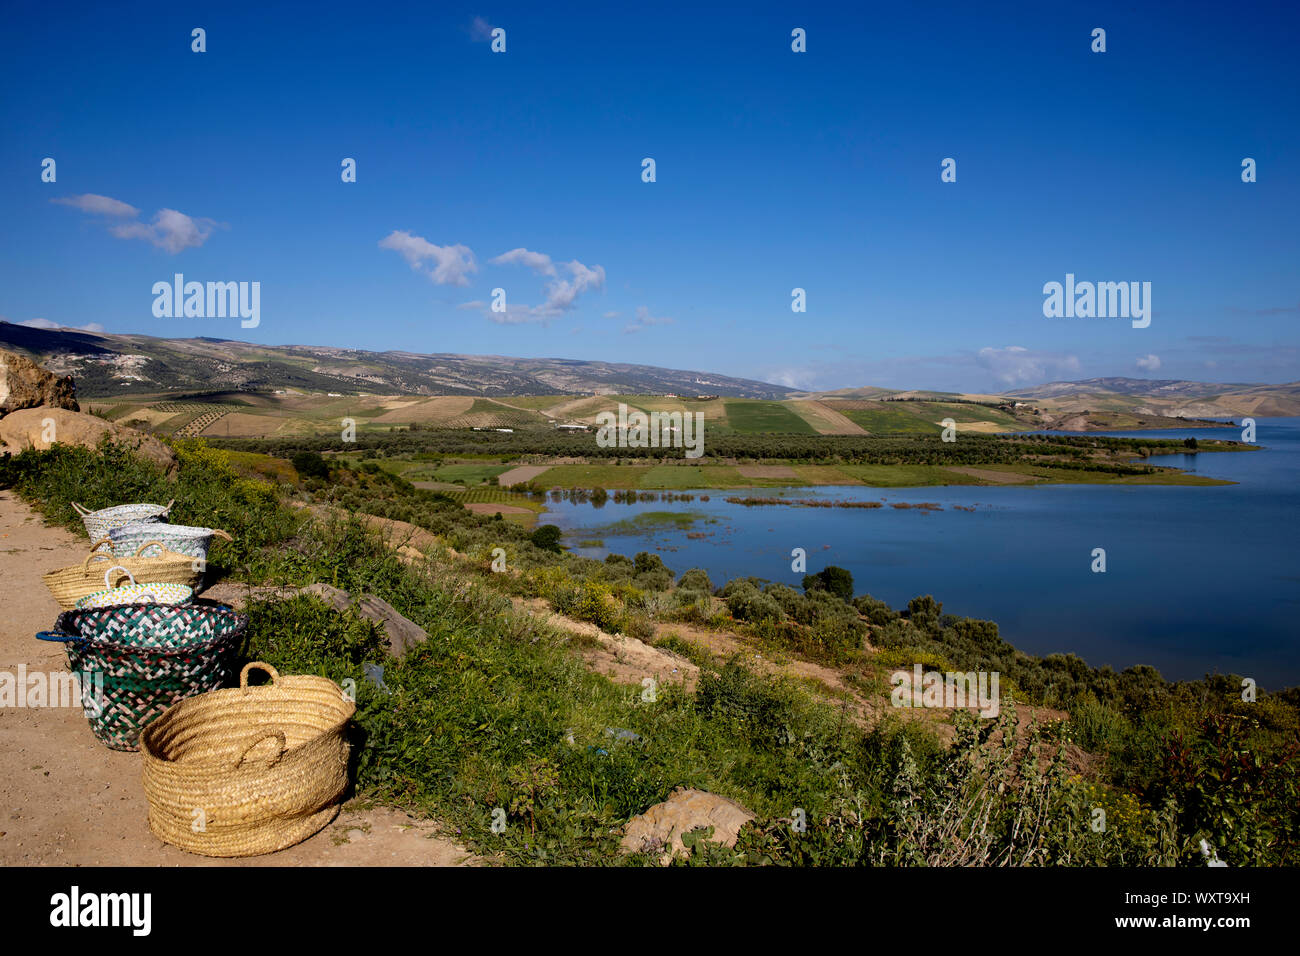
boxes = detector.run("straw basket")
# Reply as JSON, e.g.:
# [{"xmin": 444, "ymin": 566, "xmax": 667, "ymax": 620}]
[
  {"xmin": 110, "ymin": 524, "xmax": 231, "ymax": 562},
  {"xmin": 37, "ymin": 604, "xmax": 247, "ymax": 750},
  {"xmin": 140, "ymin": 662, "xmax": 355, "ymax": 857},
  {"xmin": 42, "ymin": 539, "xmax": 205, "ymax": 610},
  {"xmin": 73, "ymin": 500, "xmax": 173, "ymax": 541}
]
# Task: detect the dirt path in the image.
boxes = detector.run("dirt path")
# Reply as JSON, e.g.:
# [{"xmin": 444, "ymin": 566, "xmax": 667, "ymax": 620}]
[{"xmin": 0, "ymin": 491, "xmax": 479, "ymax": 867}]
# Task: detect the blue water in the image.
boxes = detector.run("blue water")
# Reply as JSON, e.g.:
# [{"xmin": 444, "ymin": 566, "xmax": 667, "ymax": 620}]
[{"xmin": 542, "ymin": 419, "xmax": 1300, "ymax": 689}]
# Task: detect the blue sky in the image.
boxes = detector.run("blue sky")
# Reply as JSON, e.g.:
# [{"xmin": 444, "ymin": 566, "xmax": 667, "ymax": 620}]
[{"xmin": 2, "ymin": 0, "xmax": 1297, "ymax": 393}]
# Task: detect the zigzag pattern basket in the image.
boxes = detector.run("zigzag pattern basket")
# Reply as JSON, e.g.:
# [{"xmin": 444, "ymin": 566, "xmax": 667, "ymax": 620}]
[
  {"xmin": 110, "ymin": 524, "xmax": 232, "ymax": 562},
  {"xmin": 37, "ymin": 604, "xmax": 248, "ymax": 751},
  {"xmin": 73, "ymin": 500, "xmax": 172, "ymax": 541}
]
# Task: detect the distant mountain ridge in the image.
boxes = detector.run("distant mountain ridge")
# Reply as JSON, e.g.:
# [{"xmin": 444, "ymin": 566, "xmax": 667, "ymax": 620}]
[
  {"xmin": 0, "ymin": 323, "xmax": 792, "ymax": 399},
  {"xmin": 2, "ymin": 323, "xmax": 1297, "ymax": 416}
]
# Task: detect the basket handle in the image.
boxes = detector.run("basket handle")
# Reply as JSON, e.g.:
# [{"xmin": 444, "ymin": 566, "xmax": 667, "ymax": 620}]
[
  {"xmin": 72, "ymin": 502, "xmax": 92, "ymax": 517},
  {"xmin": 161, "ymin": 499, "xmax": 175, "ymax": 515},
  {"xmin": 104, "ymin": 565, "xmax": 137, "ymax": 589},
  {"xmin": 240, "ymin": 661, "xmax": 281, "ymax": 689},
  {"xmin": 35, "ymin": 631, "xmax": 77, "ymax": 643},
  {"xmin": 81, "ymin": 539, "xmax": 115, "ymax": 570},
  {"xmin": 132, "ymin": 540, "xmax": 167, "ymax": 558},
  {"xmin": 233, "ymin": 731, "xmax": 287, "ymax": 769},
  {"xmin": 212, "ymin": 529, "xmax": 233, "ymax": 542}
]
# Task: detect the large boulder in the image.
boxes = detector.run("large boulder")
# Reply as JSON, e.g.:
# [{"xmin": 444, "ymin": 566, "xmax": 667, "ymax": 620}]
[
  {"xmin": 0, "ymin": 349, "xmax": 78, "ymax": 417},
  {"xmin": 621, "ymin": 788, "xmax": 754, "ymax": 864},
  {"xmin": 0, "ymin": 406, "xmax": 176, "ymax": 472}
]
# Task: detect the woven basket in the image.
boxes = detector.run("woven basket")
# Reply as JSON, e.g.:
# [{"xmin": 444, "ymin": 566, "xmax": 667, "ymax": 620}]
[
  {"xmin": 140, "ymin": 662, "xmax": 355, "ymax": 857},
  {"xmin": 73, "ymin": 500, "xmax": 173, "ymax": 541},
  {"xmin": 36, "ymin": 605, "xmax": 248, "ymax": 750},
  {"xmin": 110, "ymin": 523, "xmax": 232, "ymax": 562},
  {"xmin": 42, "ymin": 539, "xmax": 205, "ymax": 611},
  {"xmin": 75, "ymin": 566, "xmax": 193, "ymax": 610}
]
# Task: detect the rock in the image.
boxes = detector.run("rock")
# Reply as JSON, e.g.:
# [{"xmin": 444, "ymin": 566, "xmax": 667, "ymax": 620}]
[
  {"xmin": 0, "ymin": 350, "xmax": 78, "ymax": 417},
  {"xmin": 0, "ymin": 407, "xmax": 176, "ymax": 472},
  {"xmin": 295, "ymin": 583, "xmax": 429, "ymax": 657},
  {"xmin": 620, "ymin": 788, "xmax": 754, "ymax": 864}
]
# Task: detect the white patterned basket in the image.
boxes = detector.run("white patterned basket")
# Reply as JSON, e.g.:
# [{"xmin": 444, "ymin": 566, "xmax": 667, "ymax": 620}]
[
  {"xmin": 73, "ymin": 500, "xmax": 173, "ymax": 541},
  {"xmin": 75, "ymin": 566, "xmax": 194, "ymax": 610},
  {"xmin": 110, "ymin": 523, "xmax": 232, "ymax": 562}
]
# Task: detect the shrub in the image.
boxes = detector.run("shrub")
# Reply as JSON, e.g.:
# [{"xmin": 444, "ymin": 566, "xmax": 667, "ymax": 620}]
[
  {"xmin": 530, "ymin": 524, "xmax": 563, "ymax": 553},
  {"xmin": 802, "ymin": 565, "xmax": 854, "ymax": 602}
]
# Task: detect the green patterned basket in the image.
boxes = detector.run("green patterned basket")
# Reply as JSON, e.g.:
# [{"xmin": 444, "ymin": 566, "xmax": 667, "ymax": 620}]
[{"xmin": 36, "ymin": 604, "xmax": 247, "ymax": 751}]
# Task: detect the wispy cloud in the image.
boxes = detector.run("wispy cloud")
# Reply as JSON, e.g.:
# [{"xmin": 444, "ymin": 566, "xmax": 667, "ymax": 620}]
[
  {"xmin": 51, "ymin": 194, "xmax": 138, "ymax": 218},
  {"xmin": 976, "ymin": 346, "xmax": 1080, "ymax": 386},
  {"xmin": 16, "ymin": 317, "xmax": 105, "ymax": 333},
  {"xmin": 480, "ymin": 248, "xmax": 606, "ymax": 322},
  {"xmin": 490, "ymin": 247, "xmax": 558, "ymax": 277},
  {"xmin": 1135, "ymin": 353, "xmax": 1162, "ymax": 371},
  {"xmin": 468, "ymin": 16, "xmax": 495, "ymax": 41},
  {"xmin": 52, "ymin": 195, "xmax": 220, "ymax": 253},
  {"xmin": 623, "ymin": 306, "xmax": 674, "ymax": 334},
  {"xmin": 110, "ymin": 209, "xmax": 220, "ymax": 253},
  {"xmin": 380, "ymin": 230, "xmax": 478, "ymax": 286}
]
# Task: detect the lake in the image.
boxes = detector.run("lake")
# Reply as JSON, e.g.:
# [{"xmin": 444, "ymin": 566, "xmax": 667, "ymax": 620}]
[{"xmin": 542, "ymin": 418, "xmax": 1300, "ymax": 689}]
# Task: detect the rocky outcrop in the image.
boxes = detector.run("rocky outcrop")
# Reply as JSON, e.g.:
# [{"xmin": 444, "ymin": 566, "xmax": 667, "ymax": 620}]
[
  {"xmin": 621, "ymin": 788, "xmax": 754, "ymax": 863},
  {"xmin": 0, "ymin": 349, "xmax": 78, "ymax": 417},
  {"xmin": 197, "ymin": 581, "xmax": 430, "ymax": 657},
  {"xmin": 0, "ymin": 407, "xmax": 176, "ymax": 472}
]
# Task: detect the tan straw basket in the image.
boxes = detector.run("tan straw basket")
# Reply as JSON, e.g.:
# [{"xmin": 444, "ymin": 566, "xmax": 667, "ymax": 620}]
[
  {"xmin": 42, "ymin": 538, "xmax": 205, "ymax": 610},
  {"xmin": 140, "ymin": 662, "xmax": 356, "ymax": 857}
]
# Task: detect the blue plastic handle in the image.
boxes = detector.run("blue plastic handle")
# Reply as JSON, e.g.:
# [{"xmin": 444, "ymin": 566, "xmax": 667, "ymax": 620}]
[{"xmin": 35, "ymin": 631, "xmax": 77, "ymax": 642}]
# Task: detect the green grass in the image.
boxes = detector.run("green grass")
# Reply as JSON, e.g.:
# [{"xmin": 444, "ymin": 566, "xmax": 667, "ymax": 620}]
[
  {"xmin": 835, "ymin": 464, "xmax": 985, "ymax": 487},
  {"xmin": 601, "ymin": 510, "xmax": 711, "ymax": 533},
  {"xmin": 723, "ymin": 401, "xmax": 817, "ymax": 434},
  {"xmin": 639, "ymin": 464, "xmax": 759, "ymax": 489},
  {"xmin": 530, "ymin": 464, "xmax": 652, "ymax": 489}
]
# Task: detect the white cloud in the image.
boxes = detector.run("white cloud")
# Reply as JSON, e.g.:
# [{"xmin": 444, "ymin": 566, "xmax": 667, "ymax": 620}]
[
  {"xmin": 490, "ymin": 247, "xmax": 557, "ymax": 276},
  {"xmin": 623, "ymin": 306, "xmax": 675, "ymax": 334},
  {"xmin": 539, "ymin": 260, "xmax": 605, "ymax": 314},
  {"xmin": 976, "ymin": 346, "xmax": 1080, "ymax": 386},
  {"xmin": 469, "ymin": 16, "xmax": 495, "ymax": 41},
  {"xmin": 379, "ymin": 230, "xmax": 478, "ymax": 286},
  {"xmin": 1136, "ymin": 354, "xmax": 1162, "ymax": 371},
  {"xmin": 52, "ymin": 195, "xmax": 219, "ymax": 254},
  {"xmin": 18, "ymin": 318, "xmax": 105, "ymax": 333},
  {"xmin": 483, "ymin": 249, "xmax": 606, "ymax": 320},
  {"xmin": 51, "ymin": 194, "xmax": 139, "ymax": 218},
  {"xmin": 602, "ymin": 310, "xmax": 620, "ymax": 319},
  {"xmin": 110, "ymin": 208, "xmax": 219, "ymax": 253}
]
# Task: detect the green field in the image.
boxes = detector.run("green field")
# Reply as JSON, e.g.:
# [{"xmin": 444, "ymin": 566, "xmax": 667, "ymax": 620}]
[
  {"xmin": 838, "ymin": 404, "xmax": 945, "ymax": 434},
  {"xmin": 425, "ymin": 463, "xmax": 510, "ymax": 485},
  {"xmin": 722, "ymin": 400, "xmax": 817, "ymax": 434}
]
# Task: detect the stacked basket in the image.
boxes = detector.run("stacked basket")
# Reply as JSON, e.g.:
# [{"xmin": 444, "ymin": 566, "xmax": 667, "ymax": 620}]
[{"xmin": 37, "ymin": 498, "xmax": 241, "ymax": 751}]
